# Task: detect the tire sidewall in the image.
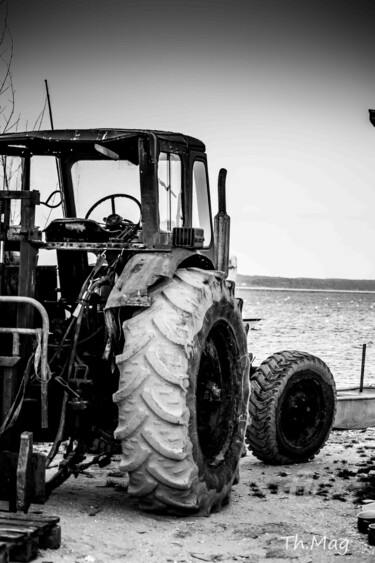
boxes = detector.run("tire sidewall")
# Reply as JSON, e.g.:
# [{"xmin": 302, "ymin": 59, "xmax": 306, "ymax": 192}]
[
  {"xmin": 275, "ymin": 360, "xmax": 336, "ymax": 460},
  {"xmin": 186, "ymin": 292, "xmax": 249, "ymax": 490}
]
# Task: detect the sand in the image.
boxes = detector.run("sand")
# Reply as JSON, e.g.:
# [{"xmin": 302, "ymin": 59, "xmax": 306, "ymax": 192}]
[{"xmin": 19, "ymin": 428, "xmax": 375, "ymax": 563}]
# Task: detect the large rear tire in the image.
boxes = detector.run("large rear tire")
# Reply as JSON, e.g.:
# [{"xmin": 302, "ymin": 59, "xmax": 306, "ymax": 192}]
[
  {"xmin": 247, "ymin": 350, "xmax": 336, "ymax": 464},
  {"xmin": 113, "ymin": 268, "xmax": 249, "ymax": 514}
]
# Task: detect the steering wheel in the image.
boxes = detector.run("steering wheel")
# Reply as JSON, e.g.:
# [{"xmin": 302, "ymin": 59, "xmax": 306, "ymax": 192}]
[{"xmin": 85, "ymin": 194, "xmax": 142, "ymax": 226}]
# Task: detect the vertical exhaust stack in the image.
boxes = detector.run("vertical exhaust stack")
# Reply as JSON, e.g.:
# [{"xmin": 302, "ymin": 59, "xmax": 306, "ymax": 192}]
[{"xmin": 214, "ymin": 168, "xmax": 230, "ymax": 276}]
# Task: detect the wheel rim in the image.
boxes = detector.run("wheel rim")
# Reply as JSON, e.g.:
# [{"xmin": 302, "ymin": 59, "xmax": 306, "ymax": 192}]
[
  {"xmin": 278, "ymin": 372, "xmax": 326, "ymax": 450},
  {"xmin": 196, "ymin": 321, "xmax": 238, "ymax": 467}
]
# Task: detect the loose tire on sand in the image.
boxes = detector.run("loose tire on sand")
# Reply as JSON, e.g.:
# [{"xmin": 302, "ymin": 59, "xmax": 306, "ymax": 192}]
[
  {"xmin": 247, "ymin": 350, "xmax": 336, "ymax": 465},
  {"xmin": 113, "ymin": 268, "xmax": 249, "ymax": 514}
]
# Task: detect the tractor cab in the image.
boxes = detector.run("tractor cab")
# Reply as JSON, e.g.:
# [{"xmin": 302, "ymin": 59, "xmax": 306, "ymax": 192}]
[
  {"xmin": 0, "ymin": 129, "xmax": 231, "ymax": 512},
  {"xmin": 0, "ymin": 128, "xmax": 214, "ymax": 250},
  {"xmin": 0, "ymin": 130, "xmax": 218, "ymax": 320}
]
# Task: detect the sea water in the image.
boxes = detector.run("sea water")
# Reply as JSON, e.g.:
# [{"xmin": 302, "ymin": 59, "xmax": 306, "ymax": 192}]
[{"xmin": 237, "ymin": 288, "xmax": 375, "ymax": 388}]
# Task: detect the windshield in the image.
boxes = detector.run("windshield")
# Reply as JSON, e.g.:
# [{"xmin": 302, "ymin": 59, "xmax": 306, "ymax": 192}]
[{"xmin": 71, "ymin": 159, "xmax": 141, "ymax": 224}]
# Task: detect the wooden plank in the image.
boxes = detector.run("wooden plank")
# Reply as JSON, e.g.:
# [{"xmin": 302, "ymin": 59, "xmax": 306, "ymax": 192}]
[
  {"xmin": 0, "ymin": 513, "xmax": 59, "ymax": 525},
  {"xmin": 9, "ymin": 537, "xmax": 38, "ymax": 562},
  {"xmin": 0, "ymin": 454, "xmax": 16, "ymax": 511},
  {"xmin": 0, "ymin": 524, "xmax": 38, "ymax": 535},
  {"xmin": 39, "ymin": 524, "xmax": 61, "ymax": 550},
  {"xmin": 0, "ymin": 451, "xmax": 46, "ymax": 505},
  {"xmin": 0, "ymin": 511, "xmax": 61, "ymax": 562},
  {"xmin": 0, "ymin": 521, "xmax": 46, "ymax": 536},
  {"xmin": 0, "ymin": 532, "xmax": 25, "ymax": 541},
  {"xmin": 29, "ymin": 453, "xmax": 46, "ymax": 504},
  {"xmin": 16, "ymin": 433, "xmax": 33, "ymax": 513}
]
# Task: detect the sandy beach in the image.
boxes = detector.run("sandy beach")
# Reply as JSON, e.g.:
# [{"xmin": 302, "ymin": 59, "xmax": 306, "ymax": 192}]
[{"xmin": 17, "ymin": 427, "xmax": 375, "ymax": 563}]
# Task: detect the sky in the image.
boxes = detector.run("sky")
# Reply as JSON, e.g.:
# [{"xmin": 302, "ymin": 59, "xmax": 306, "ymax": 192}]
[{"xmin": 3, "ymin": 0, "xmax": 375, "ymax": 279}]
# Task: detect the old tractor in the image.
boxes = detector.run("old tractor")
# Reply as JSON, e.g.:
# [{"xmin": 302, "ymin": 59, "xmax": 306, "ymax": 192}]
[{"xmin": 0, "ymin": 128, "xmax": 336, "ymax": 515}]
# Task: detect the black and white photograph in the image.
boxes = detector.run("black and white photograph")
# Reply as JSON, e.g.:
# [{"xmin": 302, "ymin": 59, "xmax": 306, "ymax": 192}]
[{"xmin": 1, "ymin": 1, "xmax": 375, "ymax": 561}]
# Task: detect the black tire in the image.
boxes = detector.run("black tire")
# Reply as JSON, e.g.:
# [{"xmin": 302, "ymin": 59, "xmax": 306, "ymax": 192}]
[
  {"xmin": 247, "ymin": 350, "xmax": 336, "ymax": 465},
  {"xmin": 113, "ymin": 268, "xmax": 249, "ymax": 514}
]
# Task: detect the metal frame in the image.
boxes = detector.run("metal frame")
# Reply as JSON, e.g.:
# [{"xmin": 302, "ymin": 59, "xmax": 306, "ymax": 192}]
[{"xmin": 0, "ymin": 296, "xmax": 50, "ymax": 428}]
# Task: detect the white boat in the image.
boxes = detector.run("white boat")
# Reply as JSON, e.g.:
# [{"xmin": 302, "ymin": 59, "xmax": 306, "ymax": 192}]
[{"xmin": 333, "ymin": 386, "xmax": 375, "ymax": 430}]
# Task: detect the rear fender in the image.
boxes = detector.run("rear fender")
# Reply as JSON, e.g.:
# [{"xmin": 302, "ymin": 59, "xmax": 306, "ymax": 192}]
[
  {"xmin": 103, "ymin": 250, "xmax": 214, "ymax": 355},
  {"xmin": 105, "ymin": 249, "xmax": 212, "ymax": 310}
]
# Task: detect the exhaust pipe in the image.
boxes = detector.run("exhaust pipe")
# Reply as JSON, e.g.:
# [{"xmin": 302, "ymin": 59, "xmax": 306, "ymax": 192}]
[{"xmin": 214, "ymin": 168, "xmax": 230, "ymax": 276}]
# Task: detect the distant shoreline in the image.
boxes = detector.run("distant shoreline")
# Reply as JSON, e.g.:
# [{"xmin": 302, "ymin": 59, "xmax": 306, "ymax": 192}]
[
  {"xmin": 236, "ymin": 285, "xmax": 375, "ymax": 294},
  {"xmin": 236, "ymin": 274, "xmax": 375, "ymax": 293}
]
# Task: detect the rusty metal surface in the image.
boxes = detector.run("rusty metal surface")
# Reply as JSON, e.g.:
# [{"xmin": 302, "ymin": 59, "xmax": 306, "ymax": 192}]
[
  {"xmin": 44, "ymin": 241, "xmax": 150, "ymax": 251},
  {"xmin": 0, "ymin": 129, "xmax": 205, "ymax": 151},
  {"xmin": 214, "ymin": 213, "xmax": 230, "ymax": 276},
  {"xmin": 214, "ymin": 168, "xmax": 230, "ymax": 276},
  {"xmin": 105, "ymin": 249, "xmax": 194, "ymax": 309}
]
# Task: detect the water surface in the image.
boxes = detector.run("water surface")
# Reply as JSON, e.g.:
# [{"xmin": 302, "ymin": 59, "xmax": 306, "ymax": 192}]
[{"xmin": 238, "ymin": 288, "xmax": 375, "ymax": 388}]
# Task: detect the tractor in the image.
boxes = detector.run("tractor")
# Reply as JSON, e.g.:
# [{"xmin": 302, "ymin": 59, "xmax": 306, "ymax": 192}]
[{"xmin": 0, "ymin": 128, "xmax": 336, "ymax": 515}]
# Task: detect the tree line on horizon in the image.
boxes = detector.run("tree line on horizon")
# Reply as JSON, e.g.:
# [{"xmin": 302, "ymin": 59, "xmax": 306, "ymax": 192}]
[{"xmin": 236, "ymin": 274, "xmax": 375, "ymax": 291}]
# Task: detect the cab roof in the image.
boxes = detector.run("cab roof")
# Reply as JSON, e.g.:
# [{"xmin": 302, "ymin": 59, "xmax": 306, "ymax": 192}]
[{"xmin": 0, "ymin": 128, "xmax": 206, "ymax": 153}]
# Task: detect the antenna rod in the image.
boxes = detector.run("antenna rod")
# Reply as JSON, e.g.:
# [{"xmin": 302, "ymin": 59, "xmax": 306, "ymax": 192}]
[
  {"xmin": 44, "ymin": 80, "xmax": 64, "ymax": 210},
  {"xmin": 44, "ymin": 79, "xmax": 55, "ymax": 130}
]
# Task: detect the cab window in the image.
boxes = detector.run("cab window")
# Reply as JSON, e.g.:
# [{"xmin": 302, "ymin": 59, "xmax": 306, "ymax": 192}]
[
  {"xmin": 0, "ymin": 155, "xmax": 23, "ymax": 225},
  {"xmin": 30, "ymin": 156, "xmax": 63, "ymax": 229},
  {"xmin": 158, "ymin": 152, "xmax": 182, "ymax": 231},
  {"xmin": 192, "ymin": 160, "xmax": 212, "ymax": 246},
  {"xmin": 71, "ymin": 159, "xmax": 141, "ymax": 223}
]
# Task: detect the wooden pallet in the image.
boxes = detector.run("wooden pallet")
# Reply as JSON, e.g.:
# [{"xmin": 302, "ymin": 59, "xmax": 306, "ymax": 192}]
[{"xmin": 0, "ymin": 512, "xmax": 60, "ymax": 563}]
